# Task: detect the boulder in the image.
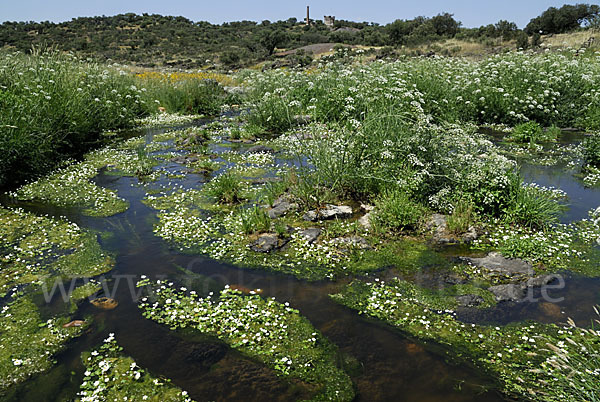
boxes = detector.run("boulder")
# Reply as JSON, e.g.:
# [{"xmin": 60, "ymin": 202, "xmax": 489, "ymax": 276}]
[
  {"xmin": 246, "ymin": 145, "xmax": 275, "ymax": 154},
  {"xmin": 267, "ymin": 196, "xmax": 298, "ymax": 219},
  {"xmin": 330, "ymin": 236, "xmax": 372, "ymax": 250},
  {"xmin": 461, "ymin": 226, "xmax": 478, "ymax": 243},
  {"xmin": 303, "ymin": 205, "xmax": 353, "ymax": 221},
  {"xmin": 455, "ymin": 294, "xmax": 484, "ymax": 307},
  {"xmin": 299, "ymin": 228, "xmax": 321, "ymax": 243},
  {"xmin": 488, "ymin": 283, "xmax": 527, "ymax": 302},
  {"xmin": 250, "ymin": 233, "xmax": 280, "ymax": 253}
]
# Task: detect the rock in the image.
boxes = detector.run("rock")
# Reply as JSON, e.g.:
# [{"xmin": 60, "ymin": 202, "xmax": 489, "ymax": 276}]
[
  {"xmin": 62, "ymin": 320, "xmax": 86, "ymax": 328},
  {"xmin": 267, "ymin": 196, "xmax": 298, "ymax": 219},
  {"xmin": 461, "ymin": 226, "xmax": 478, "ymax": 243},
  {"xmin": 426, "ymin": 214, "xmax": 447, "ymax": 231},
  {"xmin": 462, "ymin": 252, "xmax": 534, "ymax": 277},
  {"xmin": 250, "ymin": 177, "xmax": 282, "ymax": 185},
  {"xmin": 488, "ymin": 283, "xmax": 527, "ymax": 302},
  {"xmin": 358, "ymin": 213, "xmax": 372, "ymax": 230},
  {"xmin": 527, "ymin": 275, "xmax": 556, "ymax": 288},
  {"xmin": 539, "ymin": 302, "xmax": 563, "ymax": 319},
  {"xmin": 246, "ymin": 145, "xmax": 275, "ymax": 154},
  {"xmin": 299, "ymin": 227, "xmax": 321, "ymax": 243},
  {"xmin": 330, "ymin": 236, "xmax": 372, "ymax": 250},
  {"xmin": 303, "ymin": 205, "xmax": 353, "ymax": 221},
  {"xmin": 360, "ymin": 203, "xmax": 375, "ymax": 212},
  {"xmin": 456, "ymin": 294, "xmax": 484, "ymax": 307},
  {"xmin": 250, "ymin": 233, "xmax": 279, "ymax": 253},
  {"xmin": 90, "ymin": 297, "xmax": 119, "ymax": 310}
]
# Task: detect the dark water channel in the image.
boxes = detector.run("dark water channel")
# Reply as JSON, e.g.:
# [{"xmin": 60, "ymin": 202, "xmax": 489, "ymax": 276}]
[{"xmin": 2, "ymin": 124, "xmax": 599, "ymax": 401}]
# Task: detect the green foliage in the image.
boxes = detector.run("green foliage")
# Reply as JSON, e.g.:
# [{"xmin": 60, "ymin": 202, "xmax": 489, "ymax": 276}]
[
  {"xmin": 80, "ymin": 335, "xmax": 193, "ymax": 402},
  {"xmin": 239, "ymin": 206, "xmax": 271, "ymax": 234},
  {"xmin": 525, "ymin": 4, "xmax": 600, "ymax": 35},
  {"xmin": 583, "ymin": 134, "xmax": 600, "ymax": 168},
  {"xmin": 138, "ymin": 281, "xmax": 355, "ymax": 401},
  {"xmin": 204, "ymin": 171, "xmax": 245, "ymax": 204},
  {"xmin": 371, "ymin": 189, "xmax": 425, "ymax": 233},
  {"xmin": 502, "ymin": 181, "xmax": 563, "ymax": 229},
  {"xmin": 0, "ymin": 50, "xmax": 146, "ymax": 188},
  {"xmin": 508, "ymin": 122, "xmax": 553, "ymax": 144},
  {"xmin": 447, "ymin": 198, "xmax": 476, "ymax": 234}
]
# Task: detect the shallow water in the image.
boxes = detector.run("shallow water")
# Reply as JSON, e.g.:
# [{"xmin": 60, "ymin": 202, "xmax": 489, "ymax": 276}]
[{"xmin": 2, "ymin": 123, "xmax": 599, "ymax": 401}]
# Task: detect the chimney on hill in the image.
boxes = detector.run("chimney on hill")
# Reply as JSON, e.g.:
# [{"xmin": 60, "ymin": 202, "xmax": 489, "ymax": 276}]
[{"xmin": 306, "ymin": 6, "xmax": 310, "ymax": 26}]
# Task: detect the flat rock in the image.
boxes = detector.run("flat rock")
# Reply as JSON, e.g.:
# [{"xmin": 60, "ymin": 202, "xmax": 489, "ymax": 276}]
[
  {"xmin": 358, "ymin": 213, "xmax": 372, "ymax": 230},
  {"xmin": 488, "ymin": 283, "xmax": 527, "ymax": 302},
  {"xmin": 330, "ymin": 236, "xmax": 372, "ymax": 250},
  {"xmin": 456, "ymin": 294, "xmax": 484, "ymax": 307},
  {"xmin": 462, "ymin": 252, "xmax": 534, "ymax": 277},
  {"xmin": 246, "ymin": 145, "xmax": 275, "ymax": 154},
  {"xmin": 250, "ymin": 233, "xmax": 279, "ymax": 253},
  {"xmin": 299, "ymin": 228, "xmax": 321, "ymax": 243},
  {"xmin": 303, "ymin": 205, "xmax": 353, "ymax": 221},
  {"xmin": 268, "ymin": 201, "xmax": 297, "ymax": 219}
]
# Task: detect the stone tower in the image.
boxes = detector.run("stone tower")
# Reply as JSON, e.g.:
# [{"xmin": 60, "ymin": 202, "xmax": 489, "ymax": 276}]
[
  {"xmin": 306, "ymin": 6, "xmax": 310, "ymax": 25},
  {"xmin": 324, "ymin": 15, "xmax": 335, "ymax": 27}
]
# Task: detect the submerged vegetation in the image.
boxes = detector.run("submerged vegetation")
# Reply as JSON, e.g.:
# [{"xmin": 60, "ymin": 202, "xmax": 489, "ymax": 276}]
[{"xmin": 137, "ymin": 280, "xmax": 355, "ymax": 401}]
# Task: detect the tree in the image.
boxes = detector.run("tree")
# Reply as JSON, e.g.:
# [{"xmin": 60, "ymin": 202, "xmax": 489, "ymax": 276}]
[
  {"xmin": 526, "ymin": 4, "xmax": 600, "ymax": 35},
  {"xmin": 258, "ymin": 29, "xmax": 288, "ymax": 55}
]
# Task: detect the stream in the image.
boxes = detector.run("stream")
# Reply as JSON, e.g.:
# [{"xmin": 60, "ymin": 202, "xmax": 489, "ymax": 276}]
[{"xmin": 2, "ymin": 123, "xmax": 599, "ymax": 402}]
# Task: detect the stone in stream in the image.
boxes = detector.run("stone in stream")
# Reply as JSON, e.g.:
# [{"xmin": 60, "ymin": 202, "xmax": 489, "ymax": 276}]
[
  {"xmin": 246, "ymin": 145, "xmax": 275, "ymax": 154},
  {"xmin": 299, "ymin": 228, "xmax": 321, "ymax": 243},
  {"xmin": 462, "ymin": 252, "xmax": 534, "ymax": 278},
  {"xmin": 90, "ymin": 297, "xmax": 119, "ymax": 310},
  {"xmin": 303, "ymin": 205, "xmax": 353, "ymax": 221},
  {"xmin": 487, "ymin": 283, "xmax": 527, "ymax": 302},
  {"xmin": 250, "ymin": 233, "xmax": 280, "ymax": 253},
  {"xmin": 526, "ymin": 274, "xmax": 556, "ymax": 288},
  {"xmin": 267, "ymin": 195, "xmax": 298, "ymax": 219},
  {"xmin": 455, "ymin": 294, "xmax": 484, "ymax": 307}
]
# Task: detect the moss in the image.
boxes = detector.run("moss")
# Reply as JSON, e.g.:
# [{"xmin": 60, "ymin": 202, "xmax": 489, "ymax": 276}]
[
  {"xmin": 69, "ymin": 281, "xmax": 102, "ymax": 313},
  {"xmin": 0, "ymin": 296, "xmax": 87, "ymax": 391},
  {"xmin": 79, "ymin": 336, "xmax": 193, "ymax": 402},
  {"xmin": 138, "ymin": 281, "xmax": 355, "ymax": 401}
]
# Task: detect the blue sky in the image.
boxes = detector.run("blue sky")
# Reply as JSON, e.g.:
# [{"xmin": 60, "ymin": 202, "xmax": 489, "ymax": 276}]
[{"xmin": 0, "ymin": 0, "xmax": 587, "ymax": 28}]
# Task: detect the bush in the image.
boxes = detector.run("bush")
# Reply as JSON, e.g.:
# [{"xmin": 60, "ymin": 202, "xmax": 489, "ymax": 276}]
[
  {"xmin": 583, "ymin": 134, "xmax": 600, "ymax": 168},
  {"xmin": 0, "ymin": 50, "xmax": 146, "ymax": 188},
  {"xmin": 371, "ymin": 189, "xmax": 425, "ymax": 233},
  {"xmin": 239, "ymin": 206, "xmax": 271, "ymax": 234}
]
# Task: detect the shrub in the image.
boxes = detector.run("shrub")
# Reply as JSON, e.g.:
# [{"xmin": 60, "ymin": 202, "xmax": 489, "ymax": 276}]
[
  {"xmin": 371, "ymin": 189, "xmax": 425, "ymax": 233},
  {"xmin": 583, "ymin": 134, "xmax": 600, "ymax": 168}
]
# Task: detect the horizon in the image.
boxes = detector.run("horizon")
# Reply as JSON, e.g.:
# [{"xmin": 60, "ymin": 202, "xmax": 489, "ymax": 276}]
[{"xmin": 0, "ymin": 0, "xmax": 589, "ymax": 29}]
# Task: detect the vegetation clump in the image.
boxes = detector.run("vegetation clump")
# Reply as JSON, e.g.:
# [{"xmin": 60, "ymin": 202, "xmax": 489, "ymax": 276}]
[
  {"xmin": 137, "ymin": 280, "xmax": 355, "ymax": 401},
  {"xmin": 79, "ymin": 334, "xmax": 194, "ymax": 402},
  {"xmin": 331, "ymin": 278, "xmax": 600, "ymax": 402}
]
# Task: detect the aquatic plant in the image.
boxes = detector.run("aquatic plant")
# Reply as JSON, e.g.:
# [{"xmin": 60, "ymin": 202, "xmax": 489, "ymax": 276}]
[
  {"xmin": 332, "ymin": 278, "xmax": 600, "ymax": 402},
  {"xmin": 79, "ymin": 334, "xmax": 193, "ymax": 402},
  {"xmin": 137, "ymin": 280, "xmax": 355, "ymax": 401}
]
